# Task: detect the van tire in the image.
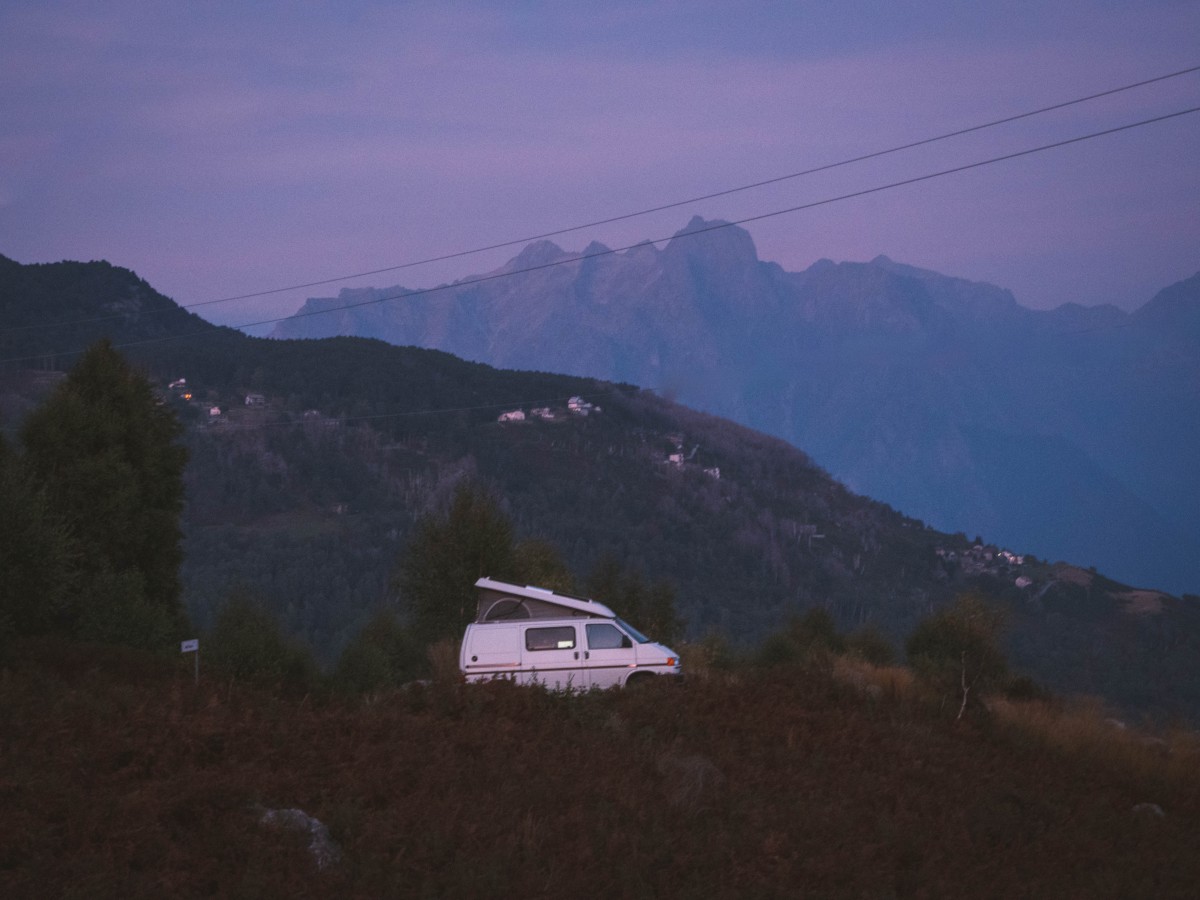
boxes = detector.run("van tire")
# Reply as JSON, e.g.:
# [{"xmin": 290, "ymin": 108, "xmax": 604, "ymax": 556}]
[{"xmin": 624, "ymin": 672, "xmax": 655, "ymax": 689}]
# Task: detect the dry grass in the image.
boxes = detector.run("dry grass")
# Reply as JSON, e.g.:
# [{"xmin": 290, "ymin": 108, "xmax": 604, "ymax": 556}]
[
  {"xmin": 1049, "ymin": 562, "xmax": 1095, "ymax": 586},
  {"xmin": 4, "ymin": 638, "xmax": 1200, "ymax": 898},
  {"xmin": 989, "ymin": 695, "xmax": 1200, "ymax": 802},
  {"xmin": 1114, "ymin": 589, "xmax": 1169, "ymax": 615},
  {"xmin": 835, "ymin": 653, "xmax": 1200, "ymax": 806},
  {"xmin": 673, "ymin": 638, "xmax": 738, "ymax": 685},
  {"xmin": 832, "ymin": 654, "xmax": 917, "ymax": 703},
  {"xmin": 424, "ymin": 637, "xmax": 462, "ymax": 687}
]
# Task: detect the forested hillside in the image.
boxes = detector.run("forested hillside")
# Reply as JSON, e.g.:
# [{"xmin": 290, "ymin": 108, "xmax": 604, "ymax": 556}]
[
  {"xmin": 4, "ymin": 253, "xmax": 1200, "ymax": 721},
  {"xmin": 271, "ymin": 221, "xmax": 1200, "ymax": 596}
]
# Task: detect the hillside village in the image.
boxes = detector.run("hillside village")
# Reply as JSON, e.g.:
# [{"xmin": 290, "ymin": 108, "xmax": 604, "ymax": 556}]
[
  {"xmin": 168, "ymin": 375, "xmax": 735, "ymax": 483},
  {"xmin": 165, "ymin": 371, "xmax": 1148, "ymax": 602},
  {"xmin": 496, "ymin": 394, "xmax": 600, "ymax": 422},
  {"xmin": 937, "ymin": 543, "xmax": 1027, "ymax": 584},
  {"xmin": 160, "ymin": 372, "xmax": 1073, "ymax": 606},
  {"xmin": 165, "ymin": 377, "xmax": 349, "ymax": 429}
]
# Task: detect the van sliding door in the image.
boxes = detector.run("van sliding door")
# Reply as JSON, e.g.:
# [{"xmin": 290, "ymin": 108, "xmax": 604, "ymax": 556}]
[{"xmin": 520, "ymin": 624, "xmax": 582, "ymax": 690}]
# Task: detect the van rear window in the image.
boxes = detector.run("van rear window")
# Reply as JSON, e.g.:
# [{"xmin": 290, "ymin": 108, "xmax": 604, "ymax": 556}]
[{"xmin": 525, "ymin": 626, "xmax": 576, "ymax": 651}]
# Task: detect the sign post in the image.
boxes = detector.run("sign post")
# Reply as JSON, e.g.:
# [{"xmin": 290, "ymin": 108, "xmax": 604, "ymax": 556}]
[{"xmin": 181, "ymin": 638, "xmax": 199, "ymax": 684}]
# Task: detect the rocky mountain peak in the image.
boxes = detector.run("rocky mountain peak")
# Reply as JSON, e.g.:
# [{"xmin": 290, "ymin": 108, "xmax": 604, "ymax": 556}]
[
  {"xmin": 581, "ymin": 240, "xmax": 613, "ymax": 259},
  {"xmin": 663, "ymin": 217, "xmax": 760, "ymax": 267},
  {"xmin": 508, "ymin": 240, "xmax": 570, "ymax": 271}
]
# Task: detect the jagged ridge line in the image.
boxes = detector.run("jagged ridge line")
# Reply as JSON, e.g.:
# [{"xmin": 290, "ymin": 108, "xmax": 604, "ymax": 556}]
[
  {"xmin": 4, "ymin": 64, "xmax": 1198, "ymax": 335},
  {"xmin": 2, "ymin": 103, "xmax": 1197, "ymax": 367}
]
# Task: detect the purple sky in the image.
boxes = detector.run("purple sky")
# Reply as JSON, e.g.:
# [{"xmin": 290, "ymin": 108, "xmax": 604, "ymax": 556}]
[{"xmin": 2, "ymin": 1, "xmax": 1197, "ymax": 329}]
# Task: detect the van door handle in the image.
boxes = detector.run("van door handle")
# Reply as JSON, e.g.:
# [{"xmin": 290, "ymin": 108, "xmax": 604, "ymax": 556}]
[
  {"xmin": 574, "ymin": 651, "xmax": 579, "ymax": 659},
  {"xmin": 584, "ymin": 651, "xmax": 590, "ymax": 659}
]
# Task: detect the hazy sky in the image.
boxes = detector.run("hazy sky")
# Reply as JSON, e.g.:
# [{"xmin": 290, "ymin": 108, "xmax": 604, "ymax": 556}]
[{"xmin": 2, "ymin": 1, "xmax": 1197, "ymax": 328}]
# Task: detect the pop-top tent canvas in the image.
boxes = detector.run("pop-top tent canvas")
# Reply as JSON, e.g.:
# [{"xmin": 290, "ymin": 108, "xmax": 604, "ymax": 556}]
[{"xmin": 474, "ymin": 577, "xmax": 616, "ymax": 622}]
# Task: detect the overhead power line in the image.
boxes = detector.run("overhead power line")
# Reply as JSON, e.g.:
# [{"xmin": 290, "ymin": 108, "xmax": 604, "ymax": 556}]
[
  {"xmin": 228, "ymin": 104, "xmax": 1200, "ymax": 329},
  {"xmin": 4, "ymin": 63, "xmax": 1197, "ymax": 340},
  {"xmin": 189, "ymin": 63, "xmax": 1199, "ymax": 310},
  {"xmin": 1, "ymin": 102, "xmax": 1197, "ymax": 368}
]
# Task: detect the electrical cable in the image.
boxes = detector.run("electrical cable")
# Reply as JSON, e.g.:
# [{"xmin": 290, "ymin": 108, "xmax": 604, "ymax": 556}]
[
  {"xmin": 4, "ymin": 63, "xmax": 1197, "ymax": 337},
  {"xmin": 231, "ymin": 104, "xmax": 1200, "ymax": 329},
  {"xmin": 1, "ymin": 103, "xmax": 1196, "ymax": 367},
  {"xmin": 186, "ymin": 63, "xmax": 1200, "ymax": 309}
]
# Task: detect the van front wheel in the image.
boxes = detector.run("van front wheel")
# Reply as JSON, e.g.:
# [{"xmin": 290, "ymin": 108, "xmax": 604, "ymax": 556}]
[{"xmin": 624, "ymin": 672, "xmax": 655, "ymax": 689}]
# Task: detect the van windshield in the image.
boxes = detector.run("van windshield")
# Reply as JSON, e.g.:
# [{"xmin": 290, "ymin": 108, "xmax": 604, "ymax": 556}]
[{"xmin": 615, "ymin": 618, "xmax": 651, "ymax": 644}]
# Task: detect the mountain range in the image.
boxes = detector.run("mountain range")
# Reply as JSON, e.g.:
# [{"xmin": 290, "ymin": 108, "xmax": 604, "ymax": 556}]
[{"xmin": 273, "ymin": 218, "xmax": 1200, "ymax": 596}]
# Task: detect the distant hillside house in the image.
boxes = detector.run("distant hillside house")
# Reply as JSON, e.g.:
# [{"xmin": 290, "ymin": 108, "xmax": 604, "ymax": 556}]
[
  {"xmin": 568, "ymin": 396, "xmax": 598, "ymax": 416},
  {"xmin": 245, "ymin": 393, "xmax": 266, "ymax": 407},
  {"xmin": 498, "ymin": 409, "xmax": 526, "ymax": 423},
  {"xmin": 531, "ymin": 407, "xmax": 554, "ymax": 420}
]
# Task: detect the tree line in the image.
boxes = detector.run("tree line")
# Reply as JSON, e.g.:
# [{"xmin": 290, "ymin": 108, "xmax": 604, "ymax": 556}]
[
  {"xmin": 0, "ymin": 339, "xmax": 1065, "ymax": 725},
  {"xmin": 0, "ymin": 342, "xmax": 686, "ymax": 694}
]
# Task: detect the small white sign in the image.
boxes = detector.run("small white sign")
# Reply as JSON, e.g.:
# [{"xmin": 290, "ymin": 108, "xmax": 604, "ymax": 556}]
[{"xmin": 181, "ymin": 639, "xmax": 199, "ymax": 653}]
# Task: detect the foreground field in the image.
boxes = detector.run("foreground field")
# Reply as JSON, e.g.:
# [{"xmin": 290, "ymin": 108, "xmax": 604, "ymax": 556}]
[{"xmin": 2, "ymin": 640, "xmax": 1198, "ymax": 898}]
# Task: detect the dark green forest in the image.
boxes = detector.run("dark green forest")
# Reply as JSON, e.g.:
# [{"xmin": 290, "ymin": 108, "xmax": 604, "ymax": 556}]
[{"xmin": 4, "ymin": 253, "xmax": 1200, "ymax": 721}]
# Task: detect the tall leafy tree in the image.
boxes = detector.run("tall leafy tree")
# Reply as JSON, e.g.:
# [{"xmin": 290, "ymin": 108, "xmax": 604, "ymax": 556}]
[
  {"xmin": 395, "ymin": 482, "xmax": 516, "ymax": 645},
  {"xmin": 20, "ymin": 340, "xmax": 189, "ymax": 645},
  {"xmin": 0, "ymin": 433, "xmax": 78, "ymax": 637},
  {"xmin": 513, "ymin": 538, "xmax": 576, "ymax": 594},
  {"xmin": 586, "ymin": 555, "xmax": 684, "ymax": 645}
]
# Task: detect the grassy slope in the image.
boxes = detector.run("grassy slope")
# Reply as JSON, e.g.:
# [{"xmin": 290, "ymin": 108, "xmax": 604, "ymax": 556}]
[{"xmin": 3, "ymin": 641, "xmax": 1198, "ymax": 898}]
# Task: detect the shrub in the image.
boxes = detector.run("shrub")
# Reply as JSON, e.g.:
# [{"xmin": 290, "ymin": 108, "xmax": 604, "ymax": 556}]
[
  {"xmin": 1003, "ymin": 674, "xmax": 1052, "ymax": 703},
  {"xmin": 683, "ymin": 633, "xmax": 736, "ymax": 680},
  {"xmin": 757, "ymin": 608, "xmax": 845, "ymax": 667},
  {"xmin": 845, "ymin": 625, "xmax": 895, "ymax": 666},
  {"xmin": 427, "ymin": 638, "xmax": 463, "ymax": 687},
  {"xmin": 757, "ymin": 631, "xmax": 801, "ymax": 667},
  {"xmin": 332, "ymin": 610, "xmax": 424, "ymax": 694},
  {"xmin": 206, "ymin": 593, "xmax": 317, "ymax": 690},
  {"xmin": 906, "ymin": 593, "xmax": 1008, "ymax": 718},
  {"xmin": 791, "ymin": 608, "xmax": 846, "ymax": 654}
]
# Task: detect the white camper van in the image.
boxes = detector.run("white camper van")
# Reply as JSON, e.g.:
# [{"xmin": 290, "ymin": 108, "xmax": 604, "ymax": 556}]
[{"xmin": 460, "ymin": 577, "xmax": 682, "ymax": 690}]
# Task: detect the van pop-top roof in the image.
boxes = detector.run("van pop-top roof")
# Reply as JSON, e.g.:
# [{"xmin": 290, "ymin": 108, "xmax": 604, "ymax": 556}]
[{"xmin": 473, "ymin": 577, "xmax": 617, "ymax": 622}]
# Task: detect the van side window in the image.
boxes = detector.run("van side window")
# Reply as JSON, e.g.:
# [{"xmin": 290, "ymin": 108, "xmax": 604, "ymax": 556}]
[
  {"xmin": 586, "ymin": 623, "xmax": 632, "ymax": 650},
  {"xmin": 525, "ymin": 626, "xmax": 576, "ymax": 651}
]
